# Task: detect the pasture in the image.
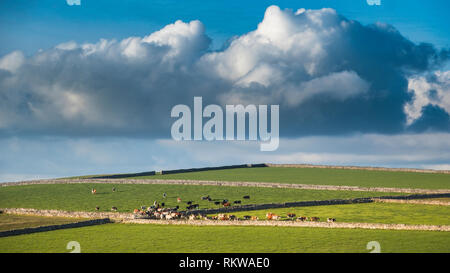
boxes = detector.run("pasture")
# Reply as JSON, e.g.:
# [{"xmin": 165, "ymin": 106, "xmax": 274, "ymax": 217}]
[
  {"xmin": 1, "ymin": 165, "xmax": 449, "ymax": 253},
  {"xmin": 210, "ymin": 202, "xmax": 450, "ymax": 226},
  {"xmin": 0, "ymin": 183, "xmax": 401, "ymax": 213},
  {"xmin": 126, "ymin": 167, "xmax": 450, "ymax": 189},
  {"xmin": 0, "ymin": 223, "xmax": 449, "ymax": 253}
]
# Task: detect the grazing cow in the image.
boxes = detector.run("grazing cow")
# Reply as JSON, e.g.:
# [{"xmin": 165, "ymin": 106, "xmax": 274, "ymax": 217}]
[
  {"xmin": 266, "ymin": 212, "xmax": 273, "ymax": 220},
  {"xmin": 95, "ymin": 206, "xmax": 100, "ymax": 211},
  {"xmin": 222, "ymin": 199, "xmax": 229, "ymax": 204},
  {"xmin": 111, "ymin": 206, "xmax": 118, "ymax": 212},
  {"xmin": 218, "ymin": 214, "xmax": 229, "ymax": 220},
  {"xmin": 187, "ymin": 201, "xmax": 193, "ymax": 205},
  {"xmin": 141, "ymin": 206, "xmax": 147, "ymax": 210},
  {"xmin": 223, "ymin": 202, "xmax": 231, "ymax": 207},
  {"xmin": 233, "ymin": 200, "xmax": 241, "ymax": 205},
  {"xmin": 272, "ymin": 214, "xmax": 281, "ymax": 220},
  {"xmin": 309, "ymin": 217, "xmax": 320, "ymax": 222},
  {"xmin": 201, "ymin": 195, "xmax": 210, "ymax": 201},
  {"xmin": 243, "ymin": 195, "xmax": 250, "ymax": 199},
  {"xmin": 287, "ymin": 213, "xmax": 296, "ymax": 218},
  {"xmin": 214, "ymin": 201, "xmax": 221, "ymax": 205},
  {"xmin": 91, "ymin": 188, "xmax": 97, "ymax": 194},
  {"xmin": 133, "ymin": 209, "xmax": 140, "ymax": 214},
  {"xmin": 229, "ymin": 215, "xmax": 236, "ymax": 220},
  {"xmin": 189, "ymin": 214, "xmax": 197, "ymax": 220},
  {"xmin": 243, "ymin": 215, "xmax": 251, "ymax": 220},
  {"xmin": 327, "ymin": 218, "xmax": 336, "ymax": 223},
  {"xmin": 296, "ymin": 217, "xmax": 307, "ymax": 222},
  {"xmin": 251, "ymin": 216, "xmax": 259, "ymax": 221}
]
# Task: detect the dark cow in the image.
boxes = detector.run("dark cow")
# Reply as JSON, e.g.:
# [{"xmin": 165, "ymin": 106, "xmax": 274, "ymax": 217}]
[
  {"xmin": 95, "ymin": 206, "xmax": 100, "ymax": 211},
  {"xmin": 201, "ymin": 195, "xmax": 210, "ymax": 201},
  {"xmin": 187, "ymin": 201, "xmax": 193, "ymax": 205},
  {"xmin": 243, "ymin": 215, "xmax": 251, "ymax": 220},
  {"xmin": 214, "ymin": 201, "xmax": 221, "ymax": 205},
  {"xmin": 310, "ymin": 217, "xmax": 320, "ymax": 222},
  {"xmin": 233, "ymin": 200, "xmax": 241, "ymax": 205},
  {"xmin": 111, "ymin": 206, "xmax": 118, "ymax": 211},
  {"xmin": 327, "ymin": 218, "xmax": 336, "ymax": 223},
  {"xmin": 297, "ymin": 216, "xmax": 307, "ymax": 222},
  {"xmin": 243, "ymin": 195, "xmax": 250, "ymax": 199},
  {"xmin": 287, "ymin": 213, "xmax": 296, "ymax": 218}
]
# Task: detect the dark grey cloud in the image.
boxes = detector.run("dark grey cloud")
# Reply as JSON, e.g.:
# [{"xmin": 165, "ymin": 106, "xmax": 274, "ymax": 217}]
[{"xmin": 0, "ymin": 6, "xmax": 448, "ymax": 138}]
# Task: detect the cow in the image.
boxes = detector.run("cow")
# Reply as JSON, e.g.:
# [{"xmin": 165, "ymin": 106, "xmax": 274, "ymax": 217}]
[
  {"xmin": 111, "ymin": 206, "xmax": 118, "ymax": 212},
  {"xmin": 201, "ymin": 195, "xmax": 210, "ymax": 201},
  {"xmin": 189, "ymin": 214, "xmax": 197, "ymax": 220},
  {"xmin": 243, "ymin": 195, "xmax": 250, "ymax": 199},
  {"xmin": 233, "ymin": 200, "xmax": 242, "ymax": 205},
  {"xmin": 327, "ymin": 218, "xmax": 336, "ymax": 223},
  {"xmin": 161, "ymin": 202, "xmax": 165, "ymax": 207},
  {"xmin": 229, "ymin": 215, "xmax": 236, "ymax": 220},
  {"xmin": 187, "ymin": 201, "xmax": 193, "ymax": 205},
  {"xmin": 243, "ymin": 215, "xmax": 251, "ymax": 220},
  {"xmin": 251, "ymin": 216, "xmax": 259, "ymax": 221},
  {"xmin": 214, "ymin": 201, "xmax": 221, "ymax": 205},
  {"xmin": 296, "ymin": 217, "xmax": 307, "ymax": 222},
  {"xmin": 218, "ymin": 214, "xmax": 229, "ymax": 220},
  {"xmin": 177, "ymin": 197, "xmax": 182, "ymax": 203},
  {"xmin": 287, "ymin": 213, "xmax": 296, "ymax": 218},
  {"xmin": 91, "ymin": 188, "xmax": 97, "ymax": 194},
  {"xmin": 266, "ymin": 212, "xmax": 273, "ymax": 220},
  {"xmin": 309, "ymin": 217, "xmax": 320, "ymax": 222},
  {"xmin": 95, "ymin": 206, "xmax": 100, "ymax": 211},
  {"xmin": 272, "ymin": 214, "xmax": 281, "ymax": 220},
  {"xmin": 223, "ymin": 202, "xmax": 231, "ymax": 207},
  {"xmin": 112, "ymin": 187, "xmax": 116, "ymax": 192}
]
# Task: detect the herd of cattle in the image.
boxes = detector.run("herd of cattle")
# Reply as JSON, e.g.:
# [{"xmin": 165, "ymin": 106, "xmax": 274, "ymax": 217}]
[{"xmin": 91, "ymin": 189, "xmax": 337, "ymax": 223}]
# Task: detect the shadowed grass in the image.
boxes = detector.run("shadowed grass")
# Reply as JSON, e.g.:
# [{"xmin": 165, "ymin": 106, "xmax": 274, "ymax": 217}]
[{"xmin": 0, "ymin": 214, "xmax": 85, "ymax": 232}]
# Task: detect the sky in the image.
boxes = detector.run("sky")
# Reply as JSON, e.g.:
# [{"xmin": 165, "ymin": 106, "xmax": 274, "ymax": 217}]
[{"xmin": 0, "ymin": 0, "xmax": 449, "ymax": 181}]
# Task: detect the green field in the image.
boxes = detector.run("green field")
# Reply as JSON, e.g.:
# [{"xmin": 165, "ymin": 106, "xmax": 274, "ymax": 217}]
[
  {"xmin": 0, "ymin": 223, "xmax": 448, "ymax": 253},
  {"xmin": 122, "ymin": 167, "xmax": 450, "ymax": 189},
  {"xmin": 2, "ymin": 166, "xmax": 449, "ymax": 253},
  {"xmin": 0, "ymin": 214, "xmax": 85, "ymax": 232},
  {"xmin": 210, "ymin": 202, "xmax": 450, "ymax": 226},
  {"xmin": 0, "ymin": 183, "xmax": 401, "ymax": 213}
]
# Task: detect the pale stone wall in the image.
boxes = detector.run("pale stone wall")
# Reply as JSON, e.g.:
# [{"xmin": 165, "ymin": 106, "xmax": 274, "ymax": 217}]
[
  {"xmin": 266, "ymin": 163, "xmax": 450, "ymax": 174},
  {"xmin": 123, "ymin": 219, "xmax": 450, "ymax": 232}
]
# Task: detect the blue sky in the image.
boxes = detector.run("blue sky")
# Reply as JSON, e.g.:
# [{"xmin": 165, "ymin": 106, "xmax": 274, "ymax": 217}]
[
  {"xmin": 0, "ymin": 0, "xmax": 449, "ymax": 181},
  {"xmin": 1, "ymin": 0, "xmax": 449, "ymax": 55}
]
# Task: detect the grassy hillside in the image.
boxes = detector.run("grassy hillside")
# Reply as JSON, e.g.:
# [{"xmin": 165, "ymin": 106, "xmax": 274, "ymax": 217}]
[
  {"xmin": 126, "ymin": 167, "xmax": 450, "ymax": 189},
  {"xmin": 210, "ymin": 202, "xmax": 450, "ymax": 226},
  {"xmin": 0, "ymin": 184, "xmax": 400, "ymax": 213},
  {"xmin": 1, "ymin": 223, "xmax": 449, "ymax": 253}
]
